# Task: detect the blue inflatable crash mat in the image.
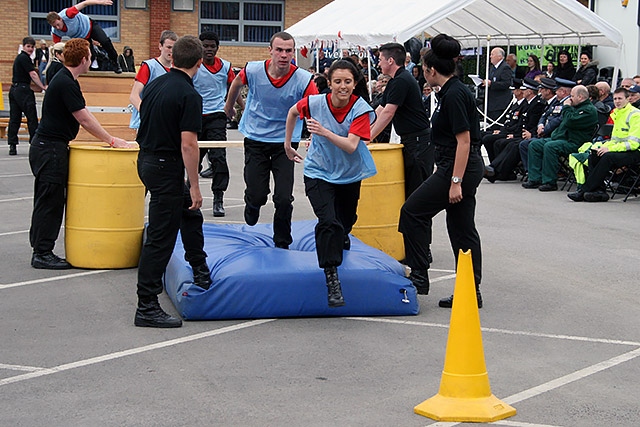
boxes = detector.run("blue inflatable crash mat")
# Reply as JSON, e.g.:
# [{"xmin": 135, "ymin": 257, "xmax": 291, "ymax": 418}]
[{"xmin": 163, "ymin": 220, "xmax": 419, "ymax": 320}]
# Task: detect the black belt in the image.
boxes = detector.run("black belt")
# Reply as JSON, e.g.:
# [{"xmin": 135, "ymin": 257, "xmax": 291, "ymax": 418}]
[
  {"xmin": 11, "ymin": 82, "xmax": 31, "ymax": 88},
  {"xmin": 399, "ymin": 129, "xmax": 430, "ymax": 140}
]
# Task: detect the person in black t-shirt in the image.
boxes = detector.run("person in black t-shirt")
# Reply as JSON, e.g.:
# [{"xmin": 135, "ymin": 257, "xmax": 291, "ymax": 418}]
[
  {"xmin": 29, "ymin": 38, "xmax": 131, "ymax": 270},
  {"xmin": 8, "ymin": 37, "xmax": 47, "ymax": 156},
  {"xmin": 370, "ymin": 42, "xmax": 433, "ymax": 199},
  {"xmin": 134, "ymin": 36, "xmax": 212, "ymax": 329},
  {"xmin": 398, "ymin": 34, "xmax": 484, "ymax": 309}
]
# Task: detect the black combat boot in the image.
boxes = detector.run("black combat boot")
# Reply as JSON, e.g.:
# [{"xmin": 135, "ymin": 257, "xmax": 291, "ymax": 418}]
[
  {"xmin": 438, "ymin": 286, "xmax": 483, "ymax": 309},
  {"xmin": 324, "ymin": 266, "xmax": 345, "ymax": 307},
  {"xmin": 134, "ymin": 298, "xmax": 182, "ymax": 328},
  {"xmin": 213, "ymin": 191, "xmax": 225, "ymax": 217},
  {"xmin": 192, "ymin": 263, "xmax": 212, "ymax": 290},
  {"xmin": 409, "ymin": 269, "xmax": 430, "ymax": 295}
]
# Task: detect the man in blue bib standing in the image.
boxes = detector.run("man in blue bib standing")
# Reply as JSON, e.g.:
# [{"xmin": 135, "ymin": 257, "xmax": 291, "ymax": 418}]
[
  {"xmin": 193, "ymin": 31, "xmax": 236, "ymax": 217},
  {"xmin": 224, "ymin": 31, "xmax": 317, "ymax": 249}
]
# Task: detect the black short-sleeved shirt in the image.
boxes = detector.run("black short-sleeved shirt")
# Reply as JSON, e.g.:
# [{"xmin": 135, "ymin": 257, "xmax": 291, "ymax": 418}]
[
  {"xmin": 36, "ymin": 67, "xmax": 86, "ymax": 142},
  {"xmin": 381, "ymin": 67, "xmax": 430, "ymax": 136},
  {"xmin": 137, "ymin": 68, "xmax": 202, "ymax": 154},
  {"xmin": 12, "ymin": 51, "xmax": 35, "ymax": 84},
  {"xmin": 431, "ymin": 76, "xmax": 481, "ymax": 149}
]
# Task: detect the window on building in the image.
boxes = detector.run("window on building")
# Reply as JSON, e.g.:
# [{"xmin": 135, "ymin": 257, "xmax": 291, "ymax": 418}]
[
  {"xmin": 124, "ymin": 0, "xmax": 146, "ymax": 9},
  {"xmin": 29, "ymin": 0, "xmax": 120, "ymax": 41},
  {"xmin": 200, "ymin": 0, "xmax": 284, "ymax": 45},
  {"xmin": 173, "ymin": 0, "xmax": 195, "ymax": 11}
]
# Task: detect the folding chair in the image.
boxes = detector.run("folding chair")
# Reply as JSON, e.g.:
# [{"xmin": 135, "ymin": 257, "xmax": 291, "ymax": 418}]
[{"xmin": 609, "ymin": 162, "xmax": 640, "ymax": 202}]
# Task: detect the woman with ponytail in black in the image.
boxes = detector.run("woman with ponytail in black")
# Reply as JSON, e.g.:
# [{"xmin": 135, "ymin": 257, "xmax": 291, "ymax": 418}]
[{"xmin": 399, "ymin": 33, "xmax": 484, "ymax": 309}]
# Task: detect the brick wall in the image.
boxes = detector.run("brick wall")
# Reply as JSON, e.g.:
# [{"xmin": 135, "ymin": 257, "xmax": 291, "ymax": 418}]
[{"xmin": 0, "ymin": 0, "xmax": 331, "ymax": 89}]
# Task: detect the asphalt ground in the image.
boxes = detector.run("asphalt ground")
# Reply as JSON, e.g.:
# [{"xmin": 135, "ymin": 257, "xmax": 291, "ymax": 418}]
[{"xmin": 1, "ymin": 131, "xmax": 640, "ymax": 426}]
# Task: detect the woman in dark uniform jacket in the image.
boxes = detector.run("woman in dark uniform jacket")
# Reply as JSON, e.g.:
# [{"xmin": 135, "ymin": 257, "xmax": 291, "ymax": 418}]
[{"xmin": 398, "ymin": 33, "xmax": 484, "ymax": 308}]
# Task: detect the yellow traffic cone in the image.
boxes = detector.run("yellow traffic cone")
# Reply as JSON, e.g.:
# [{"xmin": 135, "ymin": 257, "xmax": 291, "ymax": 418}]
[{"xmin": 414, "ymin": 249, "xmax": 516, "ymax": 422}]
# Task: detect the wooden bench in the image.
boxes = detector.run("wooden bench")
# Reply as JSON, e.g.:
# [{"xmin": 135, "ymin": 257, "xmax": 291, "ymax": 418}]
[{"xmin": 0, "ymin": 117, "xmax": 30, "ymax": 141}]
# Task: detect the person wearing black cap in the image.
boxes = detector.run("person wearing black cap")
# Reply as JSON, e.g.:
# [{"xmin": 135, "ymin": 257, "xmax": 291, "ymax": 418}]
[
  {"xmin": 523, "ymin": 84, "xmax": 598, "ymax": 191},
  {"xmin": 628, "ymin": 85, "xmax": 640, "ymax": 109},
  {"xmin": 484, "ymin": 78, "xmax": 545, "ymax": 181},
  {"xmin": 480, "ymin": 78, "xmax": 525, "ymax": 162},
  {"xmin": 399, "ymin": 33, "xmax": 484, "ymax": 309},
  {"xmin": 519, "ymin": 77, "xmax": 573, "ymax": 173}
]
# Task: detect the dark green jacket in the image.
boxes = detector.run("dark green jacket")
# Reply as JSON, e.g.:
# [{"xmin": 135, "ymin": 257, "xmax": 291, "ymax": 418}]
[{"xmin": 550, "ymin": 98, "xmax": 598, "ymax": 144}]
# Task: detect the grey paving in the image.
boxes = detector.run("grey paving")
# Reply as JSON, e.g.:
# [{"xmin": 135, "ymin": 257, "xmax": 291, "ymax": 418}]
[{"xmin": 1, "ymin": 135, "xmax": 639, "ymax": 426}]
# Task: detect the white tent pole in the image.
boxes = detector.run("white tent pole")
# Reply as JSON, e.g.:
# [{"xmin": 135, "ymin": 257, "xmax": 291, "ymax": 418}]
[
  {"xmin": 367, "ymin": 50, "xmax": 372, "ymax": 100},
  {"xmin": 611, "ymin": 43, "xmax": 622, "ymax": 89},
  {"xmin": 475, "ymin": 38, "xmax": 481, "ymax": 99},
  {"xmin": 484, "ymin": 36, "xmax": 491, "ymax": 131}
]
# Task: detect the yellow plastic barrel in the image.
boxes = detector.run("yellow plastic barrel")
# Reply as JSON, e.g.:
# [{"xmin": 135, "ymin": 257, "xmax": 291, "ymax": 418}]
[
  {"xmin": 65, "ymin": 145, "xmax": 144, "ymax": 268},
  {"xmin": 352, "ymin": 143, "xmax": 405, "ymax": 260}
]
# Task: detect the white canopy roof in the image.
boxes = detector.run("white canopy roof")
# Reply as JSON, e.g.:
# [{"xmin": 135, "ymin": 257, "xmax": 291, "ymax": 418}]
[{"xmin": 286, "ymin": 0, "xmax": 623, "ymax": 50}]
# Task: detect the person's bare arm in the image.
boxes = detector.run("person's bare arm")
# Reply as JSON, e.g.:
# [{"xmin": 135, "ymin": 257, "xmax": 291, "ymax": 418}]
[
  {"xmin": 129, "ymin": 81, "xmax": 144, "ymax": 111},
  {"xmin": 72, "ymin": 108, "xmax": 131, "ymax": 148},
  {"xmin": 370, "ymin": 104, "xmax": 397, "ymax": 140},
  {"xmin": 75, "ymin": 0, "xmax": 112, "ymax": 12},
  {"xmin": 224, "ymin": 75, "xmax": 244, "ymax": 120},
  {"xmin": 29, "ymin": 70, "xmax": 46, "ymax": 92}
]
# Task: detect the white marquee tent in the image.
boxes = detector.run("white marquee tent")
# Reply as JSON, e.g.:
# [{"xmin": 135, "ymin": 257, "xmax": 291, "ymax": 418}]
[
  {"xmin": 286, "ymin": 0, "xmax": 623, "ymax": 51},
  {"xmin": 287, "ymin": 0, "xmax": 624, "ymax": 126}
]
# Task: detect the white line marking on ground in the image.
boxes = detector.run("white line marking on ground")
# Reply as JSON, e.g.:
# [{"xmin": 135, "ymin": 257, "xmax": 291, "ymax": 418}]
[
  {"xmin": 429, "ymin": 420, "xmax": 564, "ymax": 427},
  {"xmin": 428, "ymin": 269, "xmax": 455, "ymax": 273},
  {"xmin": 0, "ymin": 270, "xmax": 109, "ymax": 290},
  {"xmin": 427, "ymin": 347, "xmax": 640, "ymax": 426},
  {"xmin": 502, "ymin": 346, "xmax": 640, "ymax": 405},
  {"xmin": 346, "ymin": 317, "xmax": 640, "ymax": 346},
  {"xmin": 0, "ymin": 363, "xmax": 45, "ymax": 372},
  {"xmin": 0, "ymin": 229, "xmax": 29, "ymax": 237},
  {"xmin": 430, "ymin": 273, "xmax": 457, "ymax": 283},
  {"xmin": 0, "ymin": 174, "xmax": 32, "ymax": 178},
  {"xmin": 0, "ymin": 196, "xmax": 32, "ymax": 203},
  {"xmin": 0, "ymin": 319, "xmax": 275, "ymax": 387}
]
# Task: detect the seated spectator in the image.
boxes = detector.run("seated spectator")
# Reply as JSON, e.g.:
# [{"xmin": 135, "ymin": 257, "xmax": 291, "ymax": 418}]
[
  {"xmin": 522, "ymin": 85, "xmax": 598, "ymax": 191},
  {"xmin": 314, "ymin": 74, "xmax": 330, "ymax": 94},
  {"xmin": 481, "ymin": 78, "xmax": 526, "ymax": 162},
  {"xmin": 411, "ymin": 64, "xmax": 426, "ymax": 89},
  {"xmin": 595, "ymin": 81, "xmax": 614, "ymax": 109},
  {"xmin": 484, "ymin": 78, "xmax": 545, "ymax": 182},
  {"xmin": 404, "ymin": 52, "xmax": 415, "ymax": 73},
  {"xmin": 620, "ymin": 77, "xmax": 635, "ymax": 90},
  {"xmin": 573, "ymin": 51, "xmax": 598, "ymax": 85},
  {"xmin": 315, "ymin": 49, "xmax": 333, "ymax": 75},
  {"xmin": 568, "ymin": 87, "xmax": 640, "ymax": 202},
  {"xmin": 555, "ymin": 50, "xmax": 576, "ymax": 80},
  {"xmin": 360, "ymin": 56, "xmax": 378, "ymax": 81},
  {"xmin": 117, "ymin": 46, "xmax": 136, "ymax": 73},
  {"xmin": 545, "ymin": 62, "xmax": 556, "ymax": 79},
  {"xmin": 524, "ymin": 54, "xmax": 542, "ymax": 80},
  {"xmin": 633, "ymin": 75, "xmax": 640, "ymax": 86},
  {"xmin": 505, "ymin": 53, "xmax": 517, "ymax": 78},
  {"xmin": 421, "ymin": 82, "xmax": 434, "ymax": 118},
  {"xmin": 519, "ymin": 77, "xmax": 573, "ymax": 173},
  {"xmin": 629, "ymin": 85, "xmax": 640, "ymax": 109},
  {"xmin": 371, "ymin": 74, "xmax": 392, "ymax": 143},
  {"xmin": 587, "ymin": 84, "xmax": 612, "ymax": 126}
]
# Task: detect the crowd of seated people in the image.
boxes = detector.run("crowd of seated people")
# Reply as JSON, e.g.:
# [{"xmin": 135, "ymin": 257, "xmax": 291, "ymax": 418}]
[{"xmin": 309, "ymin": 46, "xmax": 640, "ymax": 202}]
